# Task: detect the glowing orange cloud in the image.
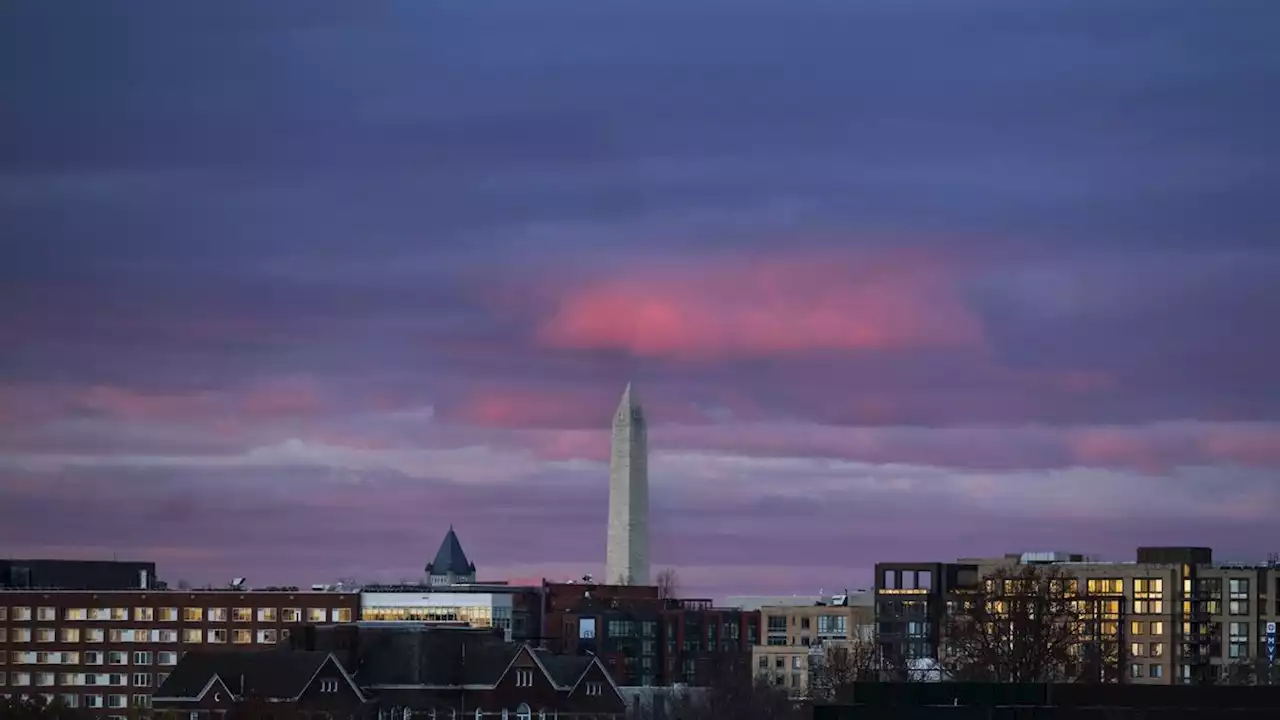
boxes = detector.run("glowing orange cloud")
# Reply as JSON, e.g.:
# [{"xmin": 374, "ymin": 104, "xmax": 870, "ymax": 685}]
[{"xmin": 535, "ymin": 251, "xmax": 984, "ymax": 360}]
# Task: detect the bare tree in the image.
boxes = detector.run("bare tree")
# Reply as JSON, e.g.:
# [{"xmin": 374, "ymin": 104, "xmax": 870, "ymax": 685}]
[
  {"xmin": 940, "ymin": 564, "xmax": 1085, "ymax": 683},
  {"xmin": 807, "ymin": 640, "xmax": 878, "ymax": 702},
  {"xmin": 656, "ymin": 568, "xmax": 679, "ymax": 600}
]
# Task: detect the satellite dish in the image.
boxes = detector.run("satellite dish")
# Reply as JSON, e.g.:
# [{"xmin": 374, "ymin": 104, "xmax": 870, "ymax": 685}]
[{"xmin": 231, "ymin": 578, "xmax": 246, "ymax": 587}]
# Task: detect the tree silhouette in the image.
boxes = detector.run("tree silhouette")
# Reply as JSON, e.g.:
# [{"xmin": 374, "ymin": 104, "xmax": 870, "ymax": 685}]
[
  {"xmin": 940, "ymin": 564, "xmax": 1088, "ymax": 683},
  {"xmin": 807, "ymin": 640, "xmax": 878, "ymax": 702},
  {"xmin": 656, "ymin": 568, "xmax": 680, "ymax": 600}
]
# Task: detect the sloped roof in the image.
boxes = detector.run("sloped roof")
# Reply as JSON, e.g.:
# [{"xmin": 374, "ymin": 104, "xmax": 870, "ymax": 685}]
[
  {"xmin": 355, "ymin": 625, "xmax": 518, "ymax": 686},
  {"xmin": 153, "ymin": 650, "xmax": 335, "ymax": 700},
  {"xmin": 531, "ymin": 649, "xmax": 593, "ymax": 688},
  {"xmin": 425, "ymin": 525, "xmax": 475, "ymax": 576}
]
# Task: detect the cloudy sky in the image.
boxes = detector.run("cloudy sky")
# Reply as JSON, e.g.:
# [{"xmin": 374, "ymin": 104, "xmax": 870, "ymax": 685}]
[{"xmin": 2, "ymin": 0, "xmax": 1279, "ymax": 598}]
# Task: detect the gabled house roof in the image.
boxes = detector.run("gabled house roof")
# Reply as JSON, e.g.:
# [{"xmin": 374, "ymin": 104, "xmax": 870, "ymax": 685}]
[
  {"xmin": 531, "ymin": 650, "xmax": 594, "ymax": 689},
  {"xmin": 425, "ymin": 525, "xmax": 475, "ymax": 576},
  {"xmin": 152, "ymin": 650, "xmax": 363, "ymax": 702}
]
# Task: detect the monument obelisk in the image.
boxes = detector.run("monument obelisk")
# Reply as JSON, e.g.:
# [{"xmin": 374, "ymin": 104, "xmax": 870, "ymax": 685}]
[{"xmin": 605, "ymin": 382, "xmax": 650, "ymax": 585}]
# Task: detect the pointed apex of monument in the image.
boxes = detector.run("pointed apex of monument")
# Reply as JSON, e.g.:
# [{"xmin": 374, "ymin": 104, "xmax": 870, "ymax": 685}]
[{"xmin": 619, "ymin": 381, "xmax": 638, "ymax": 409}]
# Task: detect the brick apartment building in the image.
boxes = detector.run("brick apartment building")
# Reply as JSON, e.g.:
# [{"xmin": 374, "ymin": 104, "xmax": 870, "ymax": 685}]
[
  {"xmin": 875, "ymin": 547, "xmax": 1280, "ymax": 685},
  {"xmin": 541, "ymin": 581, "xmax": 758, "ymax": 687},
  {"xmin": 1, "ymin": 585, "xmax": 358, "ymax": 718}
]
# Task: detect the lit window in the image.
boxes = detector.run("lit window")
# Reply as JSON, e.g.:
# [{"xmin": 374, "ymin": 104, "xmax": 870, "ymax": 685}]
[
  {"xmin": 333, "ymin": 608, "xmax": 353, "ymax": 623},
  {"xmin": 282, "ymin": 608, "xmax": 302, "ymax": 623},
  {"xmin": 60, "ymin": 628, "xmax": 81, "ymax": 643},
  {"xmin": 12, "ymin": 607, "xmax": 32, "ymax": 621},
  {"xmin": 232, "ymin": 630, "xmax": 252, "ymax": 644},
  {"xmin": 181, "ymin": 629, "xmax": 203, "ymax": 643},
  {"xmin": 183, "ymin": 608, "xmax": 203, "ymax": 622},
  {"xmin": 256, "ymin": 608, "xmax": 277, "ymax": 622},
  {"xmin": 110, "ymin": 608, "xmax": 128, "ymax": 621},
  {"xmin": 134, "ymin": 608, "xmax": 154, "ymax": 622},
  {"xmin": 158, "ymin": 608, "xmax": 178, "ymax": 622},
  {"xmin": 1150, "ymin": 621, "xmax": 1164, "ymax": 635},
  {"xmin": 208, "ymin": 629, "xmax": 227, "ymax": 644},
  {"xmin": 37, "ymin": 607, "xmax": 57, "ymax": 621},
  {"xmin": 307, "ymin": 608, "xmax": 328, "ymax": 622},
  {"xmin": 232, "ymin": 608, "xmax": 252, "ymax": 623}
]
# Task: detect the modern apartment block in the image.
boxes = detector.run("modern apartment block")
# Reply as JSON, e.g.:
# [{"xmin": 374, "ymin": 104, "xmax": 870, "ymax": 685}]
[
  {"xmin": 1, "ymin": 587, "xmax": 358, "ymax": 718},
  {"xmin": 875, "ymin": 547, "xmax": 1280, "ymax": 685},
  {"xmin": 752, "ymin": 593, "xmax": 875, "ymax": 697}
]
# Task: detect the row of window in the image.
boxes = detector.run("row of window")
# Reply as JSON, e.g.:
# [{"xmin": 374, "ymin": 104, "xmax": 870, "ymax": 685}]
[
  {"xmin": 1, "ymin": 627, "xmax": 284, "ymax": 645},
  {"xmin": 1130, "ymin": 620, "xmax": 1166, "ymax": 635},
  {"xmin": 5, "ymin": 650, "xmax": 180, "ymax": 665},
  {"xmin": 1128, "ymin": 642, "xmax": 1165, "ymax": 657},
  {"xmin": 759, "ymin": 654, "xmax": 806, "ymax": 670},
  {"xmin": 1128, "ymin": 663, "xmax": 1165, "ymax": 679},
  {"xmin": 0, "ymin": 691, "xmax": 150, "ymax": 709},
  {"xmin": 0, "ymin": 606, "xmax": 349, "ymax": 623},
  {"xmin": 2, "ymin": 671, "xmax": 168, "ymax": 688}
]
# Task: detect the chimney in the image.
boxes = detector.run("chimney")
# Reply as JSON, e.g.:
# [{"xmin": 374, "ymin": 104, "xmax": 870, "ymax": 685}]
[{"xmin": 139, "ymin": 569, "xmax": 149, "ymax": 589}]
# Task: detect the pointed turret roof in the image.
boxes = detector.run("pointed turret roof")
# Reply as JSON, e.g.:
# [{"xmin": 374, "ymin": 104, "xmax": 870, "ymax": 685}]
[{"xmin": 425, "ymin": 525, "xmax": 475, "ymax": 576}]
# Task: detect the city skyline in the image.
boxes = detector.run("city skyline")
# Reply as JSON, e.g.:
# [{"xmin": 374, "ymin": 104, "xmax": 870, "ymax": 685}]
[{"xmin": 3, "ymin": 0, "xmax": 1280, "ymax": 599}]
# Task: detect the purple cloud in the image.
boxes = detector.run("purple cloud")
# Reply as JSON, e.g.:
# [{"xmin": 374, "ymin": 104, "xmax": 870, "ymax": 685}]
[{"xmin": 2, "ymin": 0, "xmax": 1280, "ymax": 598}]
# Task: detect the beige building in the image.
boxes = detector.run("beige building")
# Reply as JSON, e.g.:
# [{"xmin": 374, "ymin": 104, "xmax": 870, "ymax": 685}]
[
  {"xmin": 752, "ymin": 593, "xmax": 875, "ymax": 697},
  {"xmin": 876, "ymin": 547, "xmax": 1280, "ymax": 685}
]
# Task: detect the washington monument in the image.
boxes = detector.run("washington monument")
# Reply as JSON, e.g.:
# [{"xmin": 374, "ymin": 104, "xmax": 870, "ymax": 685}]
[{"xmin": 606, "ymin": 382, "xmax": 649, "ymax": 585}]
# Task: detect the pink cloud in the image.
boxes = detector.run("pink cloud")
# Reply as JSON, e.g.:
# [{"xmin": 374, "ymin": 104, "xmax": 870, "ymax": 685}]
[
  {"xmin": 507, "ymin": 421, "xmax": 1280, "ymax": 474},
  {"xmin": 444, "ymin": 385, "xmax": 617, "ymax": 429},
  {"xmin": 79, "ymin": 385, "xmax": 218, "ymax": 422},
  {"xmin": 534, "ymin": 250, "xmax": 985, "ymax": 360}
]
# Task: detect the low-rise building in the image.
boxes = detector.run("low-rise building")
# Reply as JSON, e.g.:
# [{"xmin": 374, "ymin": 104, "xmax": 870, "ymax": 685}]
[
  {"xmin": 150, "ymin": 649, "xmax": 371, "ymax": 719},
  {"xmin": 1, "ymin": 586, "xmax": 358, "ymax": 718},
  {"xmin": 294, "ymin": 623, "xmax": 627, "ymax": 718},
  {"xmin": 752, "ymin": 594, "xmax": 875, "ymax": 697}
]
